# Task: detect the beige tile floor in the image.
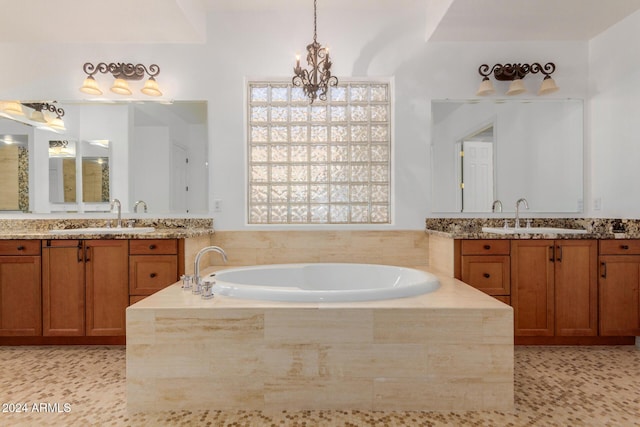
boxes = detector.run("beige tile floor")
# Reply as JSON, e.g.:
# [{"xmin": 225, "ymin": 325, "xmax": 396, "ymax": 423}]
[{"xmin": 0, "ymin": 345, "xmax": 638, "ymax": 426}]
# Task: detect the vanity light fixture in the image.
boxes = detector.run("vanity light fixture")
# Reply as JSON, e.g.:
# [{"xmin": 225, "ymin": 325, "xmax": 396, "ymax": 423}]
[
  {"xmin": 476, "ymin": 62, "xmax": 559, "ymax": 96},
  {"xmin": 80, "ymin": 62, "xmax": 163, "ymax": 97},
  {"xmin": 292, "ymin": 0, "xmax": 338, "ymax": 103},
  {"xmin": 22, "ymin": 102, "xmax": 66, "ymax": 131}
]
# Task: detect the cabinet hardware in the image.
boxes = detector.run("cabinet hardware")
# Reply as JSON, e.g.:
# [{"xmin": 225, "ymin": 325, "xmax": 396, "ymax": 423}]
[
  {"xmin": 17, "ymin": 245, "xmax": 25, "ymax": 251},
  {"xmin": 85, "ymin": 245, "xmax": 91, "ymax": 262},
  {"xmin": 620, "ymin": 244, "xmax": 629, "ymax": 250},
  {"xmin": 150, "ymin": 273, "xmax": 157, "ymax": 278},
  {"xmin": 149, "ymin": 244, "xmax": 157, "ymax": 250},
  {"xmin": 549, "ymin": 246, "xmax": 555, "ymax": 262},
  {"xmin": 556, "ymin": 245, "xmax": 562, "ymax": 262},
  {"xmin": 483, "ymin": 245, "xmax": 491, "ymax": 250},
  {"xmin": 600, "ymin": 261, "xmax": 607, "ymax": 278},
  {"xmin": 483, "ymin": 273, "xmax": 491, "ymax": 278}
]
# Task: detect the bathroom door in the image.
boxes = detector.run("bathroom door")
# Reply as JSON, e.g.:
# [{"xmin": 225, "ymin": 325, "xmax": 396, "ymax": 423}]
[{"xmin": 462, "ymin": 140, "xmax": 493, "ymax": 212}]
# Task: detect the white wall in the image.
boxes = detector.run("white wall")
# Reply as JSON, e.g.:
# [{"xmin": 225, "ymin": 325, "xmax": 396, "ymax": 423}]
[
  {"xmin": 589, "ymin": 9, "xmax": 640, "ymax": 218},
  {"xmin": 0, "ymin": 4, "xmax": 591, "ymax": 228}
]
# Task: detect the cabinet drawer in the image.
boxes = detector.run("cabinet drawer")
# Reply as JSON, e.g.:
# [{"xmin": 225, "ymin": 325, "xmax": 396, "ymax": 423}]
[
  {"xmin": 0, "ymin": 240, "xmax": 41, "ymax": 256},
  {"xmin": 129, "ymin": 239, "xmax": 177, "ymax": 255},
  {"xmin": 461, "ymin": 255, "xmax": 510, "ymax": 295},
  {"xmin": 599, "ymin": 240, "xmax": 640, "ymax": 255},
  {"xmin": 129, "ymin": 255, "xmax": 178, "ymax": 295},
  {"xmin": 461, "ymin": 240, "xmax": 510, "ymax": 255}
]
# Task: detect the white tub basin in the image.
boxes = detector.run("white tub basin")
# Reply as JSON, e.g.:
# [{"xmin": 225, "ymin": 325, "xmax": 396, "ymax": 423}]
[
  {"xmin": 49, "ymin": 227, "xmax": 156, "ymax": 235},
  {"xmin": 482, "ymin": 226, "xmax": 588, "ymax": 235}
]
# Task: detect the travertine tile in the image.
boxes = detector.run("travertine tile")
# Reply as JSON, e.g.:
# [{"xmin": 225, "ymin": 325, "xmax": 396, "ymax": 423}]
[{"xmin": 264, "ymin": 378, "xmax": 373, "ymax": 410}]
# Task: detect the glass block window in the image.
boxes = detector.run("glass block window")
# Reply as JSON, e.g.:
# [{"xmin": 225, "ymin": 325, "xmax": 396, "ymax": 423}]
[{"xmin": 248, "ymin": 81, "xmax": 391, "ymax": 224}]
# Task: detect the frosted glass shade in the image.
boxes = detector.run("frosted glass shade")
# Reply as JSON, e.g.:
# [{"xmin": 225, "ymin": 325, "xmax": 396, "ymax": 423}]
[
  {"xmin": 111, "ymin": 78, "xmax": 132, "ymax": 95},
  {"xmin": 506, "ymin": 79, "xmax": 526, "ymax": 96},
  {"xmin": 476, "ymin": 77, "xmax": 495, "ymax": 96},
  {"xmin": 2, "ymin": 101, "xmax": 25, "ymax": 116},
  {"xmin": 30, "ymin": 110, "xmax": 47, "ymax": 123},
  {"xmin": 141, "ymin": 77, "xmax": 162, "ymax": 96},
  {"xmin": 48, "ymin": 116, "xmax": 66, "ymax": 131},
  {"xmin": 538, "ymin": 76, "xmax": 559, "ymax": 95},
  {"xmin": 80, "ymin": 76, "xmax": 103, "ymax": 95}
]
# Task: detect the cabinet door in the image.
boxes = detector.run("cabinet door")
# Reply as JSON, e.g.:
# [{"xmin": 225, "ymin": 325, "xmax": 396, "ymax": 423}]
[
  {"xmin": 599, "ymin": 255, "xmax": 640, "ymax": 336},
  {"xmin": 461, "ymin": 255, "xmax": 510, "ymax": 296},
  {"xmin": 85, "ymin": 240, "xmax": 129, "ymax": 336},
  {"xmin": 129, "ymin": 255, "xmax": 178, "ymax": 295},
  {"xmin": 511, "ymin": 240, "xmax": 555, "ymax": 336},
  {"xmin": 554, "ymin": 240, "xmax": 598, "ymax": 336},
  {"xmin": 0, "ymin": 255, "xmax": 41, "ymax": 336},
  {"xmin": 42, "ymin": 241, "xmax": 85, "ymax": 336}
]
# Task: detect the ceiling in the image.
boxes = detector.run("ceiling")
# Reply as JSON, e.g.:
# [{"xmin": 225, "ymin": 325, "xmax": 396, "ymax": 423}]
[{"xmin": 0, "ymin": 0, "xmax": 639, "ymax": 43}]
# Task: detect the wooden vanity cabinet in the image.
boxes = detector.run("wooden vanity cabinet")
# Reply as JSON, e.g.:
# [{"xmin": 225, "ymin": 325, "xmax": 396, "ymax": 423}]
[
  {"xmin": 511, "ymin": 240, "xmax": 597, "ymax": 337},
  {"xmin": 129, "ymin": 239, "xmax": 180, "ymax": 304},
  {"xmin": 459, "ymin": 240, "xmax": 511, "ymax": 303},
  {"xmin": 598, "ymin": 240, "xmax": 640, "ymax": 336},
  {"xmin": 0, "ymin": 240, "xmax": 41, "ymax": 336}
]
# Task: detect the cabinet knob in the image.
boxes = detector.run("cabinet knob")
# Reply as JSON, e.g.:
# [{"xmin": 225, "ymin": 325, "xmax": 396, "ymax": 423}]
[
  {"xmin": 620, "ymin": 244, "xmax": 629, "ymax": 250},
  {"xmin": 483, "ymin": 273, "xmax": 491, "ymax": 278},
  {"xmin": 149, "ymin": 244, "xmax": 157, "ymax": 250},
  {"xmin": 16, "ymin": 245, "xmax": 25, "ymax": 251},
  {"xmin": 150, "ymin": 273, "xmax": 157, "ymax": 278},
  {"xmin": 483, "ymin": 245, "xmax": 491, "ymax": 250}
]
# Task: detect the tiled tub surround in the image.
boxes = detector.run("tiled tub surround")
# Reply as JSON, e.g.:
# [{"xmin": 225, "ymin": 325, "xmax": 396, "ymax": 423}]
[{"xmin": 126, "ymin": 268, "xmax": 514, "ymax": 412}]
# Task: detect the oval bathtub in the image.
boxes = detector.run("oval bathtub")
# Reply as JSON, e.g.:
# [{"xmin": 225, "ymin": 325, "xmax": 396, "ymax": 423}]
[{"xmin": 209, "ymin": 263, "xmax": 440, "ymax": 303}]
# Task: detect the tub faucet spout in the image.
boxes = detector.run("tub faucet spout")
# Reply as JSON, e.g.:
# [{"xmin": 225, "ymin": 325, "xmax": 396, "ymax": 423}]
[{"xmin": 194, "ymin": 246, "xmax": 228, "ymax": 285}]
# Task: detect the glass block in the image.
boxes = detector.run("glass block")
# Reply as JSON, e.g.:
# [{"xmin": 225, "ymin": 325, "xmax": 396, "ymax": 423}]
[
  {"xmin": 371, "ymin": 184, "xmax": 389, "ymax": 202},
  {"xmin": 350, "ymin": 105, "xmax": 369, "ymax": 122},
  {"xmin": 351, "ymin": 125, "xmax": 368, "ymax": 141},
  {"xmin": 310, "ymin": 126, "xmax": 328, "ymax": 142},
  {"xmin": 330, "ymin": 86, "xmax": 347, "ymax": 102},
  {"xmin": 371, "ymin": 105, "xmax": 388, "ymax": 122},
  {"xmin": 349, "ymin": 85, "xmax": 368, "ymax": 102},
  {"xmin": 290, "ymin": 185, "xmax": 309, "ymax": 202},
  {"xmin": 330, "ymin": 164, "xmax": 348, "ymax": 182},
  {"xmin": 290, "ymin": 145, "xmax": 308, "ymax": 162},
  {"xmin": 330, "ymin": 184, "xmax": 349, "ymax": 202},
  {"xmin": 370, "ymin": 144, "xmax": 389, "ymax": 162},
  {"xmin": 371, "ymin": 125, "xmax": 388, "ymax": 141},
  {"xmin": 291, "ymin": 125, "xmax": 308, "ymax": 142},
  {"xmin": 291, "ymin": 87, "xmax": 307, "ymax": 102},
  {"xmin": 370, "ymin": 165, "xmax": 388, "ymax": 182},
  {"xmin": 271, "ymin": 165, "xmax": 288, "ymax": 182},
  {"xmin": 330, "ymin": 106, "xmax": 347, "ymax": 122},
  {"xmin": 350, "ymin": 185, "xmax": 369, "ymax": 202},
  {"xmin": 350, "ymin": 145, "xmax": 369, "ymax": 162},
  {"xmin": 251, "ymin": 106, "xmax": 268, "ymax": 122},
  {"xmin": 251, "ymin": 126, "xmax": 268, "ymax": 142},
  {"xmin": 271, "ymin": 106, "xmax": 288, "ymax": 122},
  {"xmin": 250, "ymin": 145, "xmax": 268, "ymax": 163},
  {"xmin": 350, "ymin": 205, "xmax": 369, "ymax": 223},
  {"xmin": 270, "ymin": 205, "xmax": 288, "ymax": 223},
  {"xmin": 270, "ymin": 126, "xmax": 288, "ymax": 143},
  {"xmin": 351, "ymin": 165, "xmax": 369, "ymax": 182},
  {"xmin": 310, "ymin": 164, "xmax": 327, "ymax": 182},
  {"xmin": 330, "ymin": 145, "xmax": 348, "ymax": 162},
  {"xmin": 270, "ymin": 145, "xmax": 288, "ymax": 162},
  {"xmin": 330, "ymin": 205, "xmax": 349, "ymax": 223},
  {"xmin": 270, "ymin": 185, "xmax": 288, "ymax": 202},
  {"xmin": 290, "ymin": 165, "xmax": 308, "ymax": 182},
  {"xmin": 310, "ymin": 185, "xmax": 328, "ymax": 203},
  {"xmin": 271, "ymin": 86, "xmax": 288, "ymax": 102},
  {"xmin": 250, "ymin": 205, "xmax": 268, "ymax": 223},
  {"xmin": 250, "ymin": 185, "xmax": 268, "ymax": 203},
  {"xmin": 370, "ymin": 205, "xmax": 389, "ymax": 223},
  {"xmin": 330, "ymin": 125, "xmax": 347, "ymax": 142},
  {"xmin": 311, "ymin": 106, "xmax": 327, "ymax": 122},
  {"xmin": 310, "ymin": 204, "xmax": 329, "ymax": 223},
  {"xmin": 370, "ymin": 85, "xmax": 388, "ymax": 102},
  {"xmin": 310, "ymin": 145, "xmax": 328, "ymax": 162},
  {"xmin": 250, "ymin": 86, "xmax": 268, "ymax": 102},
  {"xmin": 291, "ymin": 106, "xmax": 308, "ymax": 122},
  {"xmin": 251, "ymin": 165, "xmax": 268, "ymax": 182},
  {"xmin": 290, "ymin": 205, "xmax": 309, "ymax": 223}
]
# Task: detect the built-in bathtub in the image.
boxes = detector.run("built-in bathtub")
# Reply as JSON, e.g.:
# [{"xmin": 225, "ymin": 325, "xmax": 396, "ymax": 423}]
[{"xmin": 209, "ymin": 263, "xmax": 440, "ymax": 302}]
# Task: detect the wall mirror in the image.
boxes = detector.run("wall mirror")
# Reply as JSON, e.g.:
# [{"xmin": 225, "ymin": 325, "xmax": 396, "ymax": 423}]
[
  {"xmin": 431, "ymin": 99, "xmax": 583, "ymax": 213},
  {"xmin": 0, "ymin": 100, "xmax": 208, "ymax": 215},
  {"xmin": 0, "ymin": 132, "xmax": 29, "ymax": 211}
]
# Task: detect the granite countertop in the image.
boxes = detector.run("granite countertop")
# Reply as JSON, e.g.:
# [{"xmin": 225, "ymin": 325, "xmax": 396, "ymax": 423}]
[{"xmin": 0, "ymin": 227, "xmax": 214, "ymax": 240}]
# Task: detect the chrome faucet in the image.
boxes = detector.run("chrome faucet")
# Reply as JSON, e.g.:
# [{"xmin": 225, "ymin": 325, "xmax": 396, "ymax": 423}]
[
  {"xmin": 194, "ymin": 246, "xmax": 228, "ymax": 286},
  {"xmin": 110, "ymin": 198, "xmax": 122, "ymax": 228},
  {"xmin": 515, "ymin": 198, "xmax": 529, "ymax": 229},
  {"xmin": 492, "ymin": 200, "xmax": 503, "ymax": 213},
  {"xmin": 134, "ymin": 200, "xmax": 148, "ymax": 213}
]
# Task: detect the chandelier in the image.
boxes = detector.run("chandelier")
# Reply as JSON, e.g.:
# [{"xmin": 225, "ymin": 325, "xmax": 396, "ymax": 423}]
[{"xmin": 292, "ymin": 0, "xmax": 338, "ymax": 103}]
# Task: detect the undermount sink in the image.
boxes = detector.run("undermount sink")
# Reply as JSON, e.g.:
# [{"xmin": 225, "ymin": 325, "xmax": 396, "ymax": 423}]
[
  {"xmin": 49, "ymin": 227, "xmax": 156, "ymax": 235},
  {"xmin": 482, "ymin": 226, "xmax": 588, "ymax": 235}
]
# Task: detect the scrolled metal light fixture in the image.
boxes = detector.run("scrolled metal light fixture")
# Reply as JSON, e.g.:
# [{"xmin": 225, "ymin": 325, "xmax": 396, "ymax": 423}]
[
  {"xmin": 476, "ymin": 62, "xmax": 559, "ymax": 96},
  {"xmin": 80, "ymin": 62, "xmax": 162, "ymax": 97},
  {"xmin": 292, "ymin": 0, "xmax": 338, "ymax": 103},
  {"xmin": 0, "ymin": 101, "xmax": 66, "ymax": 131}
]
